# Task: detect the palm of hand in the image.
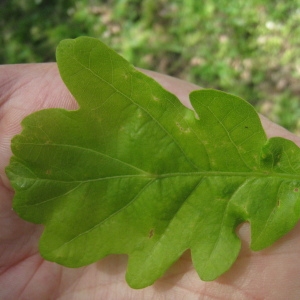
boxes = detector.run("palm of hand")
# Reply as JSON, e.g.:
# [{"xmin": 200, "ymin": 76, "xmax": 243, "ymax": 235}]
[{"xmin": 1, "ymin": 64, "xmax": 300, "ymax": 300}]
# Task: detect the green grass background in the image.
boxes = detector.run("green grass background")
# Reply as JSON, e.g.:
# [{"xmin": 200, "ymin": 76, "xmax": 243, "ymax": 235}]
[{"xmin": 1, "ymin": 0, "xmax": 300, "ymax": 134}]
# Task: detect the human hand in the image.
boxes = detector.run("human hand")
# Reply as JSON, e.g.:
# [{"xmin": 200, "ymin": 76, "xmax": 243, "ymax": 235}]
[{"xmin": 1, "ymin": 63, "xmax": 300, "ymax": 299}]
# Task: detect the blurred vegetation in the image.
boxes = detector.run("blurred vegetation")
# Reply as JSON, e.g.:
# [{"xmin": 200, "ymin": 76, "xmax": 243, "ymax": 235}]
[{"xmin": 1, "ymin": 0, "xmax": 300, "ymax": 134}]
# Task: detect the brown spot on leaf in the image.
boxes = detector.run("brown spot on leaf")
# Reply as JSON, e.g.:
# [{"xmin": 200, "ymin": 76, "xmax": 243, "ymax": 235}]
[{"xmin": 148, "ymin": 229, "xmax": 154, "ymax": 238}]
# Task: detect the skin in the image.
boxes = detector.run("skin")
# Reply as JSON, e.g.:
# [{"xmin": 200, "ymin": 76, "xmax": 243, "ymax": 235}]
[{"xmin": 1, "ymin": 63, "xmax": 300, "ymax": 300}]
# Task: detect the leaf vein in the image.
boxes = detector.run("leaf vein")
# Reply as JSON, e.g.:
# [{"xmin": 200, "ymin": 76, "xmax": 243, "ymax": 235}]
[{"xmin": 73, "ymin": 56, "xmax": 199, "ymax": 171}]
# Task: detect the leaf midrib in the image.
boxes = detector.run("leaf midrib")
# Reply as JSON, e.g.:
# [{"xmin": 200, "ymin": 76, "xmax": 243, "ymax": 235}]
[
  {"xmin": 17, "ymin": 168, "xmax": 300, "ymax": 183},
  {"xmin": 16, "ymin": 142, "xmax": 300, "ymax": 182}
]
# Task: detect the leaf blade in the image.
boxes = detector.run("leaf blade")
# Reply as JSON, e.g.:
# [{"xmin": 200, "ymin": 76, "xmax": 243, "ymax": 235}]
[{"xmin": 6, "ymin": 36, "xmax": 300, "ymax": 288}]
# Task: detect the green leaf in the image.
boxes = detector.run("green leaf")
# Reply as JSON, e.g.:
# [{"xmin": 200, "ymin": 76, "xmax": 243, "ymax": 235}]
[{"xmin": 6, "ymin": 37, "xmax": 300, "ymax": 289}]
